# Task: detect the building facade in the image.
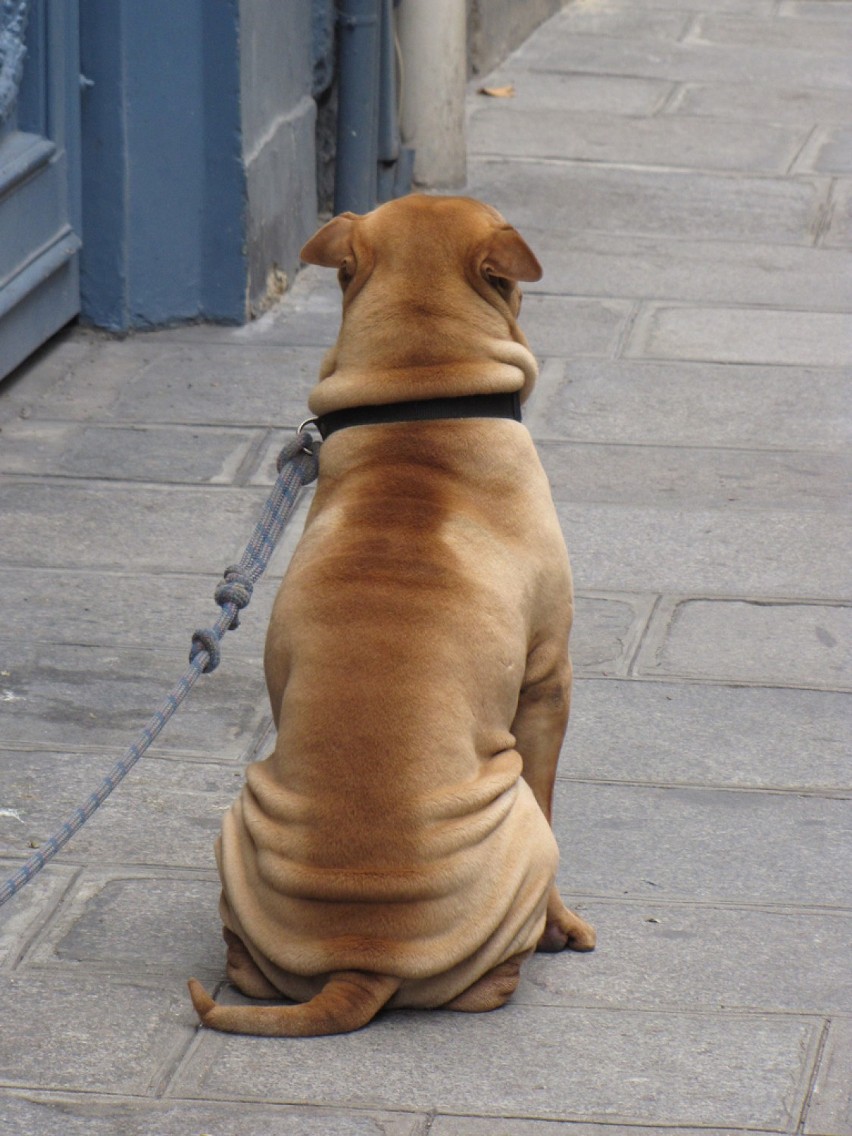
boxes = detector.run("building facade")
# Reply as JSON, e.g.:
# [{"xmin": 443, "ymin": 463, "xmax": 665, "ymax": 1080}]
[{"xmin": 0, "ymin": 0, "xmax": 563, "ymax": 379}]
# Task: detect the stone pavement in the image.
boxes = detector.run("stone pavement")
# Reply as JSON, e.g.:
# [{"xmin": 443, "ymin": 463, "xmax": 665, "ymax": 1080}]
[{"xmin": 1, "ymin": 0, "xmax": 850, "ymax": 1132}]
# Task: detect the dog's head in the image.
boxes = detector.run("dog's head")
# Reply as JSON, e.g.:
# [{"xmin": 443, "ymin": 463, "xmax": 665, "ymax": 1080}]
[
  {"xmin": 300, "ymin": 196, "xmax": 542, "ymax": 413},
  {"xmin": 301, "ymin": 193, "xmax": 541, "ymax": 316}
]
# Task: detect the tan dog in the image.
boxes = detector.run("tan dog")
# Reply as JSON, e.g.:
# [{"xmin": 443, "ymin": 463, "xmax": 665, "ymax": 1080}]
[{"xmin": 188, "ymin": 194, "xmax": 595, "ymax": 1036}]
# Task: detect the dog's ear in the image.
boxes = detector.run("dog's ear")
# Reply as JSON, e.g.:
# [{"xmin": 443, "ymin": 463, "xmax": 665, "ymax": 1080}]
[
  {"xmin": 300, "ymin": 213, "xmax": 358, "ymax": 268},
  {"xmin": 480, "ymin": 226, "xmax": 542, "ymax": 283}
]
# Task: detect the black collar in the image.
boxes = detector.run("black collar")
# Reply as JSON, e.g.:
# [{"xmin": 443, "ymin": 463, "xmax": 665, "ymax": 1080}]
[{"xmin": 313, "ymin": 390, "xmax": 522, "ymax": 440}]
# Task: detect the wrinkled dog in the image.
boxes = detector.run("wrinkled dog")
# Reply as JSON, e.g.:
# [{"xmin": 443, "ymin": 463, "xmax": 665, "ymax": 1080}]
[{"xmin": 189, "ymin": 194, "xmax": 595, "ymax": 1036}]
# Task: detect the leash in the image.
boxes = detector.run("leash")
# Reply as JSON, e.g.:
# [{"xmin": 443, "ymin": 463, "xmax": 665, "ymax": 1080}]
[{"xmin": 0, "ymin": 431, "xmax": 320, "ymax": 909}]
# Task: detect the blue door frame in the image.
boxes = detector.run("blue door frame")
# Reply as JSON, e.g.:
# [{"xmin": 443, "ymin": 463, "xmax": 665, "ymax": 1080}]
[
  {"xmin": 78, "ymin": 0, "xmax": 247, "ymax": 331},
  {"xmin": 0, "ymin": 0, "xmax": 82, "ymax": 379},
  {"xmin": 1, "ymin": 2, "xmax": 319, "ymax": 362}
]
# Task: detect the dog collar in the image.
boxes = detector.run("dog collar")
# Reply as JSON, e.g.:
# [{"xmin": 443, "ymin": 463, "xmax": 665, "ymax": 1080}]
[{"xmin": 310, "ymin": 390, "xmax": 522, "ymax": 441}]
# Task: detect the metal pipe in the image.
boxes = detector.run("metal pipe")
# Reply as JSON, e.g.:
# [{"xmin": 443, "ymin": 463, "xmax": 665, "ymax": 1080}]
[
  {"xmin": 376, "ymin": 0, "xmax": 397, "ymax": 165},
  {"xmin": 333, "ymin": 0, "xmax": 380, "ymax": 215},
  {"xmin": 377, "ymin": 0, "xmax": 415, "ymax": 202}
]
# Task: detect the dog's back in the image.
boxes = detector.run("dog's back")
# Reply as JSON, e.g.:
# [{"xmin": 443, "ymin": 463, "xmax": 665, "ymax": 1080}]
[{"xmin": 234, "ymin": 418, "xmax": 567, "ymax": 1004}]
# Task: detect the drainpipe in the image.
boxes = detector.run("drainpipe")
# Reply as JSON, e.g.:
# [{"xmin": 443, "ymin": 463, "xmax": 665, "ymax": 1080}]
[
  {"xmin": 396, "ymin": 0, "xmax": 467, "ymax": 188},
  {"xmin": 333, "ymin": 0, "xmax": 381, "ymax": 215},
  {"xmin": 333, "ymin": 0, "xmax": 413, "ymax": 215}
]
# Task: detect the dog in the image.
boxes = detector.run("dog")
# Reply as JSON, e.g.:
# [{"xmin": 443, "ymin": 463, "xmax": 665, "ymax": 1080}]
[{"xmin": 188, "ymin": 194, "xmax": 595, "ymax": 1036}]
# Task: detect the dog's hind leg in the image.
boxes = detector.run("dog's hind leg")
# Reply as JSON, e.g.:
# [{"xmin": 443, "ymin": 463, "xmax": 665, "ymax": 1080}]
[
  {"xmin": 222, "ymin": 927, "xmax": 280, "ymax": 999},
  {"xmin": 511, "ymin": 647, "xmax": 572, "ymax": 824},
  {"xmin": 442, "ymin": 951, "xmax": 532, "ymax": 1013},
  {"xmin": 512, "ymin": 646, "xmax": 596, "ymax": 953}
]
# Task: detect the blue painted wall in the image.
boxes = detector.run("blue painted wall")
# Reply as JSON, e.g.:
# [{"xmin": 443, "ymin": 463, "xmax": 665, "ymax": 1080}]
[{"xmin": 78, "ymin": 0, "xmax": 314, "ymax": 331}]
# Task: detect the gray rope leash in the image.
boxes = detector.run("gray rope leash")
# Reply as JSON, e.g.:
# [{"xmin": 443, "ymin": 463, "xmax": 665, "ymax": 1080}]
[{"xmin": 0, "ymin": 431, "xmax": 320, "ymax": 909}]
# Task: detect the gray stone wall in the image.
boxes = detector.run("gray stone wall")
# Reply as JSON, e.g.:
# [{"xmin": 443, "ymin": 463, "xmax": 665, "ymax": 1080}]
[{"xmin": 240, "ymin": 0, "xmax": 318, "ymax": 316}]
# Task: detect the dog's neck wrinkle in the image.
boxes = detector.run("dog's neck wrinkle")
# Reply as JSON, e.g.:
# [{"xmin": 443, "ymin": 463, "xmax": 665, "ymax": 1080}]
[
  {"xmin": 308, "ymin": 352, "xmax": 537, "ymax": 418},
  {"xmin": 308, "ymin": 288, "xmax": 538, "ymax": 417},
  {"xmin": 308, "ymin": 365, "xmax": 523, "ymax": 417}
]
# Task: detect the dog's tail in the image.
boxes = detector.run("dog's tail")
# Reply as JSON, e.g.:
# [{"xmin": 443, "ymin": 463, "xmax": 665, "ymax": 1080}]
[{"xmin": 187, "ymin": 971, "xmax": 402, "ymax": 1037}]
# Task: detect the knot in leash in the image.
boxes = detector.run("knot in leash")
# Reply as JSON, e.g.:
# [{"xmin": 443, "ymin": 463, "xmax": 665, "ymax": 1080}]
[
  {"xmin": 188, "ymin": 431, "xmax": 320, "ymax": 676},
  {"xmin": 215, "ymin": 566, "xmax": 254, "ymax": 626},
  {"xmin": 190, "ymin": 628, "xmax": 221, "ymax": 674},
  {"xmin": 191, "ymin": 568, "xmax": 254, "ymax": 673}
]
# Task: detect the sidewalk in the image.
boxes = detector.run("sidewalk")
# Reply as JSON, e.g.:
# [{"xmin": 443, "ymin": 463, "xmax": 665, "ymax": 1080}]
[{"xmin": 1, "ymin": 1, "xmax": 850, "ymax": 1132}]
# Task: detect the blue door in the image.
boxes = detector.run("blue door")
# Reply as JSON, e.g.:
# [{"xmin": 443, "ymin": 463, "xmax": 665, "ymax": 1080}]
[{"xmin": 0, "ymin": 0, "xmax": 81, "ymax": 379}]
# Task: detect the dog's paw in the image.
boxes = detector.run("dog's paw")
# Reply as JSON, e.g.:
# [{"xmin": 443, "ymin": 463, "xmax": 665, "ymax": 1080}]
[{"xmin": 538, "ymin": 891, "xmax": 596, "ymax": 953}]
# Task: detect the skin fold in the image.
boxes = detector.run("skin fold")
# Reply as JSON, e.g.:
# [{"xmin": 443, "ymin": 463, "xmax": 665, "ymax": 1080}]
[{"xmin": 188, "ymin": 194, "xmax": 595, "ymax": 1037}]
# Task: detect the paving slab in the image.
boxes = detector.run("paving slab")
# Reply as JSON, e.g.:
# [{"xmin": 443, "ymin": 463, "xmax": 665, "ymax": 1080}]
[
  {"xmin": 636, "ymin": 598, "xmax": 852, "ymax": 689},
  {"xmin": 781, "ymin": 0, "xmax": 852, "ymax": 15},
  {"xmin": 0, "ymin": 420, "xmax": 261, "ymax": 484},
  {"xmin": 471, "ymin": 107, "xmax": 808, "ymax": 174},
  {"xmin": 22, "ymin": 880, "xmax": 852, "ymax": 1021},
  {"xmin": 563, "ymin": 678, "xmax": 852, "ymax": 791},
  {"xmin": 0, "ymin": 479, "xmax": 309, "ymax": 576},
  {"xmin": 8, "ymin": 340, "xmax": 320, "ymax": 427},
  {"xmin": 471, "ymin": 159, "xmax": 826, "ymax": 247},
  {"xmin": 669, "ymin": 80, "xmax": 852, "ymax": 126},
  {"xmin": 0, "ymin": 750, "xmax": 248, "ymax": 869},
  {"xmin": 805, "ymin": 1018, "xmax": 852, "ymax": 1136},
  {"xmin": 823, "ymin": 178, "xmax": 852, "ymax": 248},
  {"xmin": 539, "ymin": 441, "xmax": 847, "ymax": 510},
  {"xmin": 0, "ymin": 1095, "xmax": 422, "ymax": 1136},
  {"xmin": 506, "ymin": 294, "xmax": 632, "ymax": 358},
  {"xmin": 0, "ymin": 642, "xmax": 268, "ymax": 756},
  {"xmin": 523, "ymin": 230, "xmax": 852, "ymax": 310},
  {"xmin": 472, "ymin": 70, "xmax": 673, "ymax": 116},
  {"xmin": 430, "ymin": 1122, "xmax": 762, "ymax": 1136},
  {"xmin": 571, "ymin": 593, "xmax": 655, "ymax": 677},
  {"xmin": 796, "ymin": 127, "xmax": 852, "ymax": 176},
  {"xmin": 151, "ymin": 266, "xmax": 340, "ymax": 349},
  {"xmin": 545, "ymin": 5, "xmax": 692, "ymax": 43},
  {"xmin": 0, "ymin": 568, "xmax": 276, "ymax": 656},
  {"xmin": 627, "ymin": 305, "xmax": 852, "ymax": 368},
  {"xmin": 0, "ymin": 333, "xmax": 95, "ymax": 422},
  {"xmin": 173, "ymin": 1003, "xmax": 819, "ymax": 1129},
  {"xmin": 22, "ymin": 869, "xmax": 223, "ymax": 979},
  {"xmin": 525, "ymin": 360, "xmax": 851, "ymax": 450},
  {"xmin": 556, "ymin": 502, "xmax": 850, "ymax": 599},
  {"xmin": 511, "ymin": 20, "xmax": 852, "ymax": 89},
  {"xmin": 0, "ymin": 338, "xmax": 155, "ymax": 427},
  {"xmin": 553, "ymin": 781, "xmax": 852, "ymax": 908},
  {"xmin": 780, "ymin": 0, "xmax": 852, "ymax": 17},
  {"xmin": 690, "ymin": 13, "xmax": 852, "ymax": 54},
  {"xmin": 608, "ymin": 0, "xmax": 775, "ymax": 11},
  {"xmin": 0, "ymin": 862, "xmax": 74, "ymax": 968},
  {"xmin": 0, "ymin": 971, "xmax": 191, "ymax": 1094},
  {"xmin": 514, "ymin": 901, "xmax": 852, "ymax": 1016}
]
